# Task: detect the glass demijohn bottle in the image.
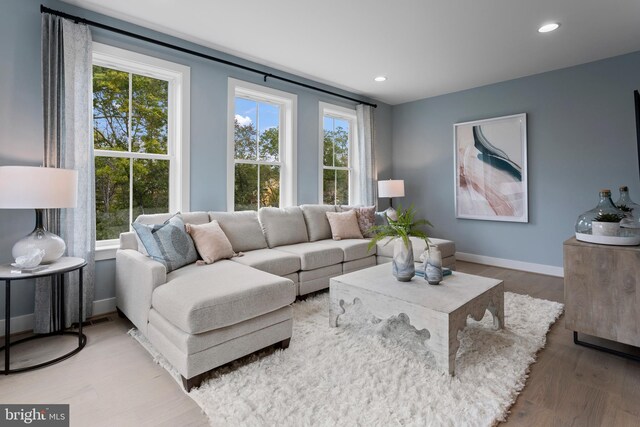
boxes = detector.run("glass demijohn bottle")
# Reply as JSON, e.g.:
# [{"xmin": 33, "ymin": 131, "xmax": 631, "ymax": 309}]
[{"xmin": 575, "ymin": 189, "xmax": 621, "ymax": 234}]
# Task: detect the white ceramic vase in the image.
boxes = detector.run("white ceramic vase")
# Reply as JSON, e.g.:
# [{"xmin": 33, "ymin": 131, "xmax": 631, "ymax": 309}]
[
  {"xmin": 591, "ymin": 221, "xmax": 620, "ymax": 237},
  {"xmin": 392, "ymin": 238, "xmax": 415, "ymax": 282}
]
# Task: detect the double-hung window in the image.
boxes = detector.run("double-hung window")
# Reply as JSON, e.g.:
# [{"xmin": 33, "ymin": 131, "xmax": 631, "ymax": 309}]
[
  {"xmin": 92, "ymin": 43, "xmax": 190, "ymax": 248},
  {"xmin": 228, "ymin": 79, "xmax": 296, "ymax": 211},
  {"xmin": 319, "ymin": 102, "xmax": 357, "ymax": 205}
]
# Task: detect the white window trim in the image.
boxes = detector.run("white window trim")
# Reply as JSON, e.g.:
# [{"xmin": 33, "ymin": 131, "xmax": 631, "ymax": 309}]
[
  {"xmin": 227, "ymin": 78, "xmax": 297, "ymax": 211},
  {"xmin": 92, "ymin": 42, "xmax": 190, "ymax": 254},
  {"xmin": 318, "ymin": 102, "xmax": 358, "ymax": 205}
]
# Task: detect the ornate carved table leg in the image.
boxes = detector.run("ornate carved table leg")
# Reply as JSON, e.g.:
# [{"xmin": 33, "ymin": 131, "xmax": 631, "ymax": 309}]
[
  {"xmin": 329, "ymin": 298, "xmax": 345, "ymax": 327},
  {"xmin": 487, "ymin": 289, "xmax": 505, "ymax": 330}
]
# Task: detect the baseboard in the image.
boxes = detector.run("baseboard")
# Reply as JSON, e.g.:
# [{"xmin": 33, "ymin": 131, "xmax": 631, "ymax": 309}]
[
  {"xmin": 0, "ymin": 297, "xmax": 117, "ymax": 337},
  {"xmin": 456, "ymin": 252, "xmax": 564, "ymax": 277},
  {"xmin": 93, "ymin": 297, "xmax": 116, "ymax": 315},
  {"xmin": 0, "ymin": 313, "xmax": 34, "ymax": 337}
]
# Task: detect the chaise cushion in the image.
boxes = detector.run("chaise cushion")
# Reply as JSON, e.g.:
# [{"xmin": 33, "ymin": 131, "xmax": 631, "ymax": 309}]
[
  {"xmin": 315, "ymin": 239, "xmax": 375, "ymax": 262},
  {"xmin": 230, "ymin": 248, "xmax": 300, "ymax": 276},
  {"xmin": 152, "ymin": 260, "xmax": 295, "ymax": 334},
  {"xmin": 300, "ymin": 204, "xmax": 336, "ymax": 241},
  {"xmin": 273, "ymin": 242, "xmax": 343, "ymax": 270},
  {"xmin": 208, "ymin": 211, "xmax": 268, "ymax": 253},
  {"xmin": 258, "ymin": 206, "xmax": 309, "ymax": 248}
]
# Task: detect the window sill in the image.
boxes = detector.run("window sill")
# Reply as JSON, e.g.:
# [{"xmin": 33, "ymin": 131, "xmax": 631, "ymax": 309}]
[{"xmin": 95, "ymin": 244, "xmax": 119, "ymax": 261}]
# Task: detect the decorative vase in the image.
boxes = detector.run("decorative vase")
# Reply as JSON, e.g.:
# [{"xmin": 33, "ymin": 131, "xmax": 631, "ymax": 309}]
[
  {"xmin": 591, "ymin": 221, "xmax": 620, "ymax": 236},
  {"xmin": 424, "ymin": 245, "xmax": 443, "ymax": 285},
  {"xmin": 392, "ymin": 238, "xmax": 415, "ymax": 282},
  {"xmin": 616, "ymin": 185, "xmax": 640, "ymax": 229},
  {"xmin": 575, "ymin": 189, "xmax": 622, "ymax": 234}
]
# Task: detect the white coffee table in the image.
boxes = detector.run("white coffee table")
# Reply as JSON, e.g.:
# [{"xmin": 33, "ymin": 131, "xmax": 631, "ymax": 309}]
[{"xmin": 329, "ymin": 264, "xmax": 504, "ymax": 376}]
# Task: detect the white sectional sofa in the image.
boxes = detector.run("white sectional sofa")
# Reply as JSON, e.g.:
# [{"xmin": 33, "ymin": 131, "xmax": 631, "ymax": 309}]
[{"xmin": 116, "ymin": 205, "xmax": 455, "ymax": 390}]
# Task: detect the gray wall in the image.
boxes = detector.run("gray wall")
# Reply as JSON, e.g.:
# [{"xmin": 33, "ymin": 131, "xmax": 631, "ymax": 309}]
[
  {"xmin": 392, "ymin": 51, "xmax": 640, "ymax": 268},
  {"xmin": 0, "ymin": 0, "xmax": 392, "ymax": 318}
]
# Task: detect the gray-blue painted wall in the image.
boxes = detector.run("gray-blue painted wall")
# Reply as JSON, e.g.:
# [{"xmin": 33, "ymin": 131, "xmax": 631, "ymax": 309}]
[
  {"xmin": 0, "ymin": 0, "xmax": 392, "ymax": 318},
  {"xmin": 392, "ymin": 51, "xmax": 640, "ymax": 268}
]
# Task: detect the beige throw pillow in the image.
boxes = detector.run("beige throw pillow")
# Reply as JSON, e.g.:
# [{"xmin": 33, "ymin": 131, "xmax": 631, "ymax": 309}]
[
  {"xmin": 185, "ymin": 220, "xmax": 234, "ymax": 264},
  {"xmin": 326, "ymin": 210, "xmax": 364, "ymax": 240}
]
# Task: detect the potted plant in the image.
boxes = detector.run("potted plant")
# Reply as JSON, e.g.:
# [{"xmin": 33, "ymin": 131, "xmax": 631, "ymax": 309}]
[
  {"xmin": 367, "ymin": 204, "xmax": 432, "ymax": 281},
  {"xmin": 591, "ymin": 212, "xmax": 624, "ymax": 236}
]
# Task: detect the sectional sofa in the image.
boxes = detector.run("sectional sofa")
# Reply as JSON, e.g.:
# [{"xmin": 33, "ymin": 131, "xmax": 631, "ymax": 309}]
[{"xmin": 116, "ymin": 205, "xmax": 455, "ymax": 390}]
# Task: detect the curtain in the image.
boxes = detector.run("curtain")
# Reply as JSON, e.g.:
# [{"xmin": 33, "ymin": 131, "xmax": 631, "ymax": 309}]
[
  {"xmin": 353, "ymin": 104, "xmax": 377, "ymax": 206},
  {"xmin": 35, "ymin": 14, "xmax": 94, "ymax": 333}
]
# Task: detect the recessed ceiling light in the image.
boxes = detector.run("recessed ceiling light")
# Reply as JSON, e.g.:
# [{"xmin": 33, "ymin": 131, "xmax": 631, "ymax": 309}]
[
  {"xmin": 538, "ymin": 22, "xmax": 560, "ymax": 33},
  {"xmin": 374, "ymin": 76, "xmax": 387, "ymax": 82}
]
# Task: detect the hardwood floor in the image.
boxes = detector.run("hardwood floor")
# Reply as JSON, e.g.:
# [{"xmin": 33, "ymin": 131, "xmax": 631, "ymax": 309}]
[{"xmin": 1, "ymin": 261, "xmax": 638, "ymax": 426}]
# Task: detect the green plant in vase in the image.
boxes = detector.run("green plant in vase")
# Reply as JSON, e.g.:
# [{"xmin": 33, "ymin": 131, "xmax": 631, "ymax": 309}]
[
  {"xmin": 367, "ymin": 204, "xmax": 432, "ymax": 281},
  {"xmin": 593, "ymin": 213, "xmax": 624, "ymax": 222},
  {"xmin": 592, "ymin": 212, "xmax": 623, "ymax": 237}
]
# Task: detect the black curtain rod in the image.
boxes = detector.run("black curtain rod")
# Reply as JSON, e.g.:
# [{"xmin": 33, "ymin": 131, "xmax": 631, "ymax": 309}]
[{"xmin": 40, "ymin": 5, "xmax": 377, "ymax": 108}]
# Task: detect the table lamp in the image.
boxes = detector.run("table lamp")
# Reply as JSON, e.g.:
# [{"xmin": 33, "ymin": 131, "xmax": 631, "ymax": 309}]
[
  {"xmin": 378, "ymin": 179, "xmax": 405, "ymax": 221},
  {"xmin": 0, "ymin": 166, "xmax": 78, "ymax": 263}
]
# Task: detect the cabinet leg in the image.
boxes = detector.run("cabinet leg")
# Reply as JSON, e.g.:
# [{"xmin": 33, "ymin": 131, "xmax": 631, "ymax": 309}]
[{"xmin": 573, "ymin": 331, "xmax": 640, "ymax": 362}]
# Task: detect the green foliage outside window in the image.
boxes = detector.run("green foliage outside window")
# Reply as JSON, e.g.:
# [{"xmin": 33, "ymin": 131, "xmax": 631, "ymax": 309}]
[{"xmin": 93, "ymin": 65, "xmax": 170, "ymax": 240}]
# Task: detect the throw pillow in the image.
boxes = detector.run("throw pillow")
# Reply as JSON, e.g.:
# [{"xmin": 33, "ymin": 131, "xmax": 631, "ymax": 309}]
[
  {"xmin": 185, "ymin": 220, "xmax": 234, "ymax": 264},
  {"xmin": 326, "ymin": 210, "xmax": 364, "ymax": 240},
  {"xmin": 132, "ymin": 214, "xmax": 198, "ymax": 272},
  {"xmin": 338, "ymin": 205, "xmax": 377, "ymax": 237}
]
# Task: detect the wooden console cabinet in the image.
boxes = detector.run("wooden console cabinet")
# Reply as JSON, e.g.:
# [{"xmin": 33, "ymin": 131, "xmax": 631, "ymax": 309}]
[{"xmin": 563, "ymin": 237, "xmax": 640, "ymax": 348}]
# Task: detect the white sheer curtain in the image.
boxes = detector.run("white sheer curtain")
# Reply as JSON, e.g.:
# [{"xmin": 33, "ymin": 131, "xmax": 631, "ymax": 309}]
[
  {"xmin": 352, "ymin": 104, "xmax": 377, "ymax": 206},
  {"xmin": 36, "ymin": 14, "xmax": 94, "ymax": 333}
]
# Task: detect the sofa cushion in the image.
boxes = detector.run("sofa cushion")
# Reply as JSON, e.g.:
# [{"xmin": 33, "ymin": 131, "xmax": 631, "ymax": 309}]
[
  {"xmin": 208, "ymin": 211, "xmax": 268, "ymax": 253},
  {"xmin": 258, "ymin": 207, "xmax": 309, "ymax": 248},
  {"xmin": 338, "ymin": 205, "xmax": 377, "ymax": 237},
  {"xmin": 273, "ymin": 242, "xmax": 343, "ymax": 270},
  {"xmin": 326, "ymin": 210, "xmax": 364, "ymax": 240},
  {"xmin": 230, "ymin": 248, "xmax": 300, "ymax": 276},
  {"xmin": 376, "ymin": 236, "xmax": 456, "ymax": 260},
  {"xmin": 132, "ymin": 214, "xmax": 198, "ymax": 273},
  {"xmin": 152, "ymin": 260, "xmax": 295, "ymax": 334},
  {"xmin": 185, "ymin": 220, "xmax": 234, "ymax": 264},
  {"xmin": 316, "ymin": 238, "xmax": 375, "ymax": 261},
  {"xmin": 300, "ymin": 204, "xmax": 336, "ymax": 241}
]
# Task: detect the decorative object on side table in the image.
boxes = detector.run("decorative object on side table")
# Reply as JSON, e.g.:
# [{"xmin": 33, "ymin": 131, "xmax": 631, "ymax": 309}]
[
  {"xmin": 616, "ymin": 185, "xmax": 640, "ymax": 229},
  {"xmin": 368, "ymin": 204, "xmax": 432, "ymax": 282},
  {"xmin": 575, "ymin": 189, "xmax": 640, "ymax": 245},
  {"xmin": 0, "ymin": 166, "xmax": 78, "ymax": 264},
  {"xmin": 377, "ymin": 179, "xmax": 405, "ymax": 221}
]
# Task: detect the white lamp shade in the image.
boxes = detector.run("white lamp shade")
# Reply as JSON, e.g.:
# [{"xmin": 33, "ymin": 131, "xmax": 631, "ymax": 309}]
[
  {"xmin": 0, "ymin": 166, "xmax": 78, "ymax": 209},
  {"xmin": 378, "ymin": 179, "xmax": 405, "ymax": 198}
]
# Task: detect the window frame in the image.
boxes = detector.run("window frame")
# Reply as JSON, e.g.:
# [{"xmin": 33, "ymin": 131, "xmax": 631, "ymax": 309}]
[
  {"xmin": 227, "ymin": 78, "xmax": 297, "ymax": 211},
  {"xmin": 92, "ymin": 42, "xmax": 190, "ymax": 255},
  {"xmin": 318, "ymin": 102, "xmax": 358, "ymax": 205}
]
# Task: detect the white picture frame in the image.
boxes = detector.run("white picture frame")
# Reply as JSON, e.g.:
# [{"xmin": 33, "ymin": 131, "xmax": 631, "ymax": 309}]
[{"xmin": 454, "ymin": 113, "xmax": 528, "ymax": 222}]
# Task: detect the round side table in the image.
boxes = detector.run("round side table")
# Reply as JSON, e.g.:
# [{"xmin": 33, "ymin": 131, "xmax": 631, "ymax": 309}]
[{"xmin": 0, "ymin": 257, "xmax": 87, "ymax": 374}]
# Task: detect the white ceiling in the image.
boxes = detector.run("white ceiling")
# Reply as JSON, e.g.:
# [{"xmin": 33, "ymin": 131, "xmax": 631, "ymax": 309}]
[{"xmin": 61, "ymin": 0, "xmax": 640, "ymax": 105}]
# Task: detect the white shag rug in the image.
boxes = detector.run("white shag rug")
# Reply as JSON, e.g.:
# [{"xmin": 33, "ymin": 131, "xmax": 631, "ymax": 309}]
[{"xmin": 129, "ymin": 291, "xmax": 563, "ymax": 427}]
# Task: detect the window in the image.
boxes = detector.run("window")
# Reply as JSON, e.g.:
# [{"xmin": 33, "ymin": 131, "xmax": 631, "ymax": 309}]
[
  {"xmin": 92, "ymin": 43, "xmax": 190, "ymax": 246},
  {"xmin": 319, "ymin": 102, "xmax": 357, "ymax": 205},
  {"xmin": 228, "ymin": 79, "xmax": 297, "ymax": 211}
]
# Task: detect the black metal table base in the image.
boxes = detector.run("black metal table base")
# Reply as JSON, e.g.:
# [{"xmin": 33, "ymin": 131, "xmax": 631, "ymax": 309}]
[
  {"xmin": 573, "ymin": 331, "xmax": 640, "ymax": 362},
  {"xmin": 0, "ymin": 330, "xmax": 87, "ymax": 374}
]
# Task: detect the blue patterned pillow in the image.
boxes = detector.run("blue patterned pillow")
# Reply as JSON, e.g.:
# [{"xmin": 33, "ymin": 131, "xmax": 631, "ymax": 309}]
[{"xmin": 132, "ymin": 214, "xmax": 198, "ymax": 272}]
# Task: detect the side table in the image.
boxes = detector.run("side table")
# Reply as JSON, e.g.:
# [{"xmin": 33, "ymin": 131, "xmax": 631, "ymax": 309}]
[{"xmin": 1, "ymin": 257, "xmax": 87, "ymax": 374}]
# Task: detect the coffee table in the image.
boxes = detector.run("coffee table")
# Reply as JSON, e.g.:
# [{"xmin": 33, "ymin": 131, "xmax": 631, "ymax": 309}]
[{"xmin": 329, "ymin": 264, "xmax": 504, "ymax": 376}]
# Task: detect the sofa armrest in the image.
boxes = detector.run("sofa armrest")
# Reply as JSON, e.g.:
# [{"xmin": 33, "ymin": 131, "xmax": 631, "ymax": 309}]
[{"xmin": 116, "ymin": 249, "xmax": 166, "ymax": 334}]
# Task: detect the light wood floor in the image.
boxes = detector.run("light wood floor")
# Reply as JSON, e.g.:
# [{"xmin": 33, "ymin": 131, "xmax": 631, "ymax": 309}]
[{"xmin": 1, "ymin": 261, "xmax": 639, "ymax": 426}]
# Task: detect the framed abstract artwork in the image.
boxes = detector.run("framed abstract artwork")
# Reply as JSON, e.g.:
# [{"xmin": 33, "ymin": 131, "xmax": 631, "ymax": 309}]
[{"xmin": 454, "ymin": 113, "xmax": 528, "ymax": 222}]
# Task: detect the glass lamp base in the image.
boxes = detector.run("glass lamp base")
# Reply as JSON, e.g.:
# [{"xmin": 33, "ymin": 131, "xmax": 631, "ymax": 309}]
[{"xmin": 12, "ymin": 228, "xmax": 66, "ymax": 263}]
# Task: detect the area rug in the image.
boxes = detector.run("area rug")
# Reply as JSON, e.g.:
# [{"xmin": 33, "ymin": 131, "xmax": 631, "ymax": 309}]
[{"xmin": 129, "ymin": 291, "xmax": 563, "ymax": 426}]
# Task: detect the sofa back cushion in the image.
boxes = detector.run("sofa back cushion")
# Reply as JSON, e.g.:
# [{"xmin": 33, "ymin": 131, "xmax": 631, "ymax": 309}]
[
  {"xmin": 208, "ymin": 211, "xmax": 268, "ymax": 252},
  {"xmin": 258, "ymin": 206, "xmax": 309, "ymax": 248},
  {"xmin": 300, "ymin": 204, "xmax": 336, "ymax": 241},
  {"xmin": 132, "ymin": 214, "xmax": 198, "ymax": 272}
]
